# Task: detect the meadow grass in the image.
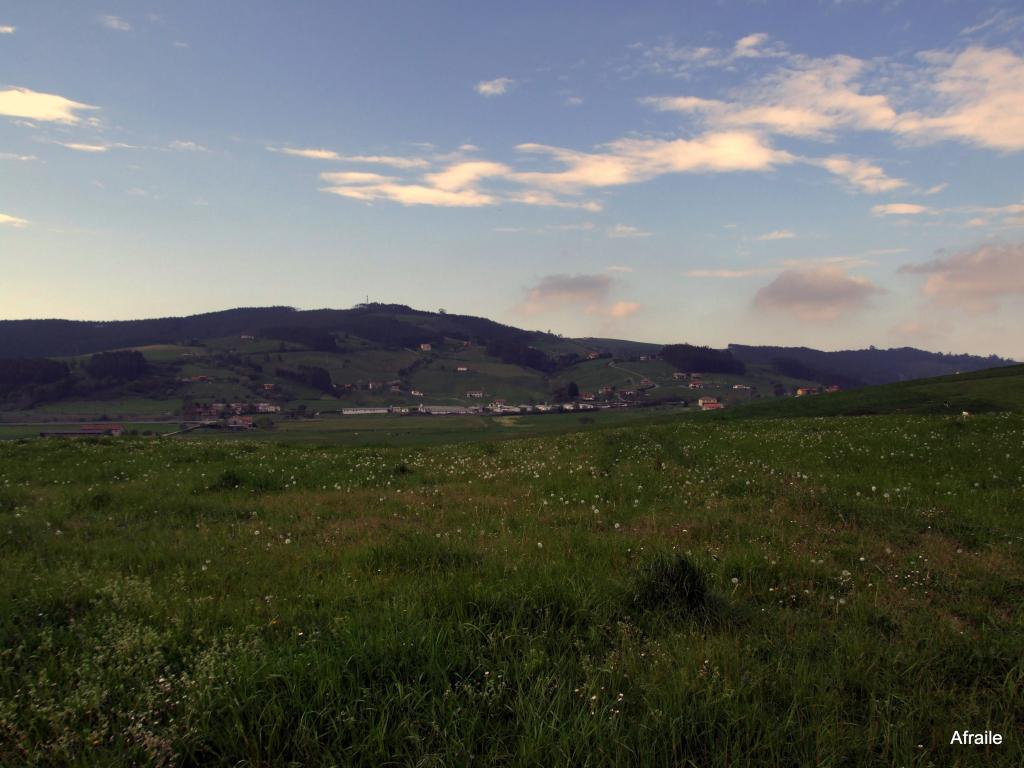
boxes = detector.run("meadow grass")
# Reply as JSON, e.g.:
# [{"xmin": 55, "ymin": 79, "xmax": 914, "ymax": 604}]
[{"xmin": 0, "ymin": 412, "xmax": 1021, "ymax": 765}]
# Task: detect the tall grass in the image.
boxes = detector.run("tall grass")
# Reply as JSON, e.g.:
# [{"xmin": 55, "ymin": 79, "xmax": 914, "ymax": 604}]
[{"xmin": 0, "ymin": 413, "xmax": 1021, "ymax": 765}]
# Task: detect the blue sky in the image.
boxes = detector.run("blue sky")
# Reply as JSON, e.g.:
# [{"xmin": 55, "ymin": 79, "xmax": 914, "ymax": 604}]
[{"xmin": 1, "ymin": 1, "xmax": 1023, "ymax": 357}]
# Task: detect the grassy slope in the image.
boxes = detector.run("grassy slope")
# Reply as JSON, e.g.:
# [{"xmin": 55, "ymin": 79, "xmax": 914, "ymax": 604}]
[
  {"xmin": 1, "ymin": 409, "xmax": 1021, "ymax": 766},
  {"xmin": 719, "ymin": 364, "xmax": 1024, "ymax": 419}
]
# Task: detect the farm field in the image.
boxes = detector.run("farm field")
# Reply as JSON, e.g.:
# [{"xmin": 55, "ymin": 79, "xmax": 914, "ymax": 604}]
[{"xmin": 1, "ymin": 411, "xmax": 1021, "ymax": 765}]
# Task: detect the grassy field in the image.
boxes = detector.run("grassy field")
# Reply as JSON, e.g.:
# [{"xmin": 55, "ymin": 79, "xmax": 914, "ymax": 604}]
[{"xmin": 1, "ymin": 406, "xmax": 1021, "ymax": 766}]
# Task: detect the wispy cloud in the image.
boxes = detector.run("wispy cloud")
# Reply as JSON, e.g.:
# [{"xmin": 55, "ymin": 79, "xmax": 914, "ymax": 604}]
[
  {"xmin": 753, "ymin": 266, "xmax": 883, "ymax": 321},
  {"xmin": 0, "ymin": 152, "xmax": 36, "ymax": 161},
  {"xmin": 814, "ymin": 155, "xmax": 907, "ymax": 194},
  {"xmin": 99, "ymin": 15, "xmax": 131, "ymax": 31},
  {"xmin": 0, "ymin": 87, "xmax": 97, "ymax": 124},
  {"xmin": 606, "ymin": 265, "xmax": 634, "ymax": 272},
  {"xmin": 923, "ymin": 182, "xmax": 948, "ymax": 195},
  {"xmin": 475, "ymin": 77, "xmax": 515, "ymax": 96},
  {"xmin": 58, "ymin": 142, "xmax": 110, "ymax": 153},
  {"xmin": 607, "ymin": 224, "xmax": 651, "ymax": 238},
  {"xmin": 168, "ymin": 140, "xmax": 208, "ymax": 152},
  {"xmin": 0, "ymin": 212, "xmax": 29, "ymax": 227},
  {"xmin": 755, "ymin": 229, "xmax": 796, "ymax": 241},
  {"xmin": 642, "ymin": 44, "xmax": 1024, "ymax": 152},
  {"xmin": 0, "ymin": 25, "xmax": 15, "ymax": 34},
  {"xmin": 270, "ymin": 146, "xmax": 430, "ymax": 168}
]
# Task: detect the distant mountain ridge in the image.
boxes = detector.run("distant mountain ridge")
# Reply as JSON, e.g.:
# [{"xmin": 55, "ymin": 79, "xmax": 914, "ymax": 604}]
[{"xmin": 0, "ymin": 305, "xmax": 1015, "ymax": 389}]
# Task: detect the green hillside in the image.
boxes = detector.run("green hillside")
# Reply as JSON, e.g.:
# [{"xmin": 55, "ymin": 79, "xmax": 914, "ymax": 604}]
[{"xmin": 719, "ymin": 364, "xmax": 1024, "ymax": 419}]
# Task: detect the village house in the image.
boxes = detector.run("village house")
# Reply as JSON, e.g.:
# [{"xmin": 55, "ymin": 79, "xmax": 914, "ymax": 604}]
[
  {"xmin": 688, "ymin": 381, "xmax": 704, "ymax": 389},
  {"xmin": 456, "ymin": 366, "xmax": 469, "ymax": 372},
  {"xmin": 410, "ymin": 389, "xmax": 424, "ymax": 397},
  {"xmin": 639, "ymin": 377, "xmax": 654, "ymax": 389},
  {"xmin": 419, "ymin": 404, "xmax": 470, "ymax": 415},
  {"xmin": 225, "ymin": 416, "xmax": 254, "ymax": 430},
  {"xmin": 672, "ymin": 372, "xmax": 688, "ymax": 380},
  {"xmin": 732, "ymin": 384, "xmax": 751, "ymax": 390},
  {"xmin": 698, "ymin": 397, "xmax": 723, "ymax": 411},
  {"xmin": 389, "ymin": 406, "xmax": 410, "ymax": 414},
  {"xmin": 587, "ymin": 351, "xmax": 601, "ymax": 360},
  {"xmin": 824, "ymin": 385, "xmax": 842, "ymax": 393},
  {"xmin": 262, "ymin": 383, "xmax": 275, "ymax": 391},
  {"xmin": 796, "ymin": 387, "xmax": 819, "ymax": 397},
  {"xmin": 342, "ymin": 407, "xmax": 389, "ymax": 415},
  {"xmin": 419, "ymin": 343, "xmax": 432, "ymax": 352},
  {"xmin": 581, "ymin": 392, "xmax": 596, "ymax": 401},
  {"xmin": 255, "ymin": 403, "xmax": 281, "ymax": 413},
  {"xmin": 466, "ymin": 390, "xmax": 484, "ymax": 398}
]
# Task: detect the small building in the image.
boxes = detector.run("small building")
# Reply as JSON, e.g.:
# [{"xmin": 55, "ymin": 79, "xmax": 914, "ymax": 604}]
[
  {"xmin": 732, "ymin": 384, "xmax": 751, "ymax": 390},
  {"xmin": 672, "ymin": 372, "xmax": 688, "ymax": 380},
  {"xmin": 466, "ymin": 390, "xmax": 484, "ymax": 398},
  {"xmin": 81, "ymin": 423, "xmax": 125, "ymax": 436},
  {"xmin": 389, "ymin": 406, "xmax": 410, "ymax": 414},
  {"xmin": 240, "ymin": 334, "xmax": 255, "ymax": 340},
  {"xmin": 456, "ymin": 366, "xmax": 469, "ymax": 373},
  {"xmin": 419, "ymin": 343, "xmax": 432, "ymax": 352},
  {"xmin": 639, "ymin": 377, "xmax": 654, "ymax": 389},
  {"xmin": 698, "ymin": 397, "xmax": 723, "ymax": 411},
  {"xmin": 225, "ymin": 416, "xmax": 254, "ymax": 430},
  {"xmin": 410, "ymin": 389, "xmax": 424, "ymax": 397},
  {"xmin": 587, "ymin": 352, "xmax": 601, "ymax": 360},
  {"xmin": 688, "ymin": 382, "xmax": 704, "ymax": 389},
  {"xmin": 342, "ymin": 407, "xmax": 389, "ymax": 415},
  {"xmin": 255, "ymin": 402, "xmax": 281, "ymax": 413},
  {"xmin": 824, "ymin": 385, "xmax": 842, "ymax": 393},
  {"xmin": 581, "ymin": 392, "xmax": 595, "ymax": 401},
  {"xmin": 262, "ymin": 383, "xmax": 275, "ymax": 391},
  {"xmin": 795, "ymin": 387, "xmax": 819, "ymax": 397}
]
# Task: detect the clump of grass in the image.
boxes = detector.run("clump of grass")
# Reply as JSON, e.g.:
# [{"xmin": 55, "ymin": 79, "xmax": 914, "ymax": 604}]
[{"xmin": 630, "ymin": 554, "xmax": 712, "ymax": 616}]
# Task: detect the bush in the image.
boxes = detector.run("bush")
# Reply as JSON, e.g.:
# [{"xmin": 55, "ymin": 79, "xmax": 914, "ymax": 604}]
[{"xmin": 631, "ymin": 554, "xmax": 710, "ymax": 614}]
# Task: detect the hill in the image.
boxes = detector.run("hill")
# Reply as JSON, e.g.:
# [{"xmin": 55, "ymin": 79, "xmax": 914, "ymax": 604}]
[
  {"xmin": 0, "ymin": 304, "xmax": 1015, "ymax": 419},
  {"xmin": 719, "ymin": 364, "xmax": 1024, "ymax": 419}
]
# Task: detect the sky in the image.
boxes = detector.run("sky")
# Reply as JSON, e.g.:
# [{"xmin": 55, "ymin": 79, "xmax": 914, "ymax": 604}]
[{"xmin": 1, "ymin": 1, "xmax": 1023, "ymax": 358}]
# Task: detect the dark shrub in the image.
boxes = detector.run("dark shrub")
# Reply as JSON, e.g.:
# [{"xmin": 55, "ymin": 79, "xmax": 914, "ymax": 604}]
[{"xmin": 631, "ymin": 554, "xmax": 710, "ymax": 614}]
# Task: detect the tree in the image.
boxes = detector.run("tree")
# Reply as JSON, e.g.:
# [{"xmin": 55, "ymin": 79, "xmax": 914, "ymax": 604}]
[{"xmin": 567, "ymin": 381, "xmax": 580, "ymax": 399}]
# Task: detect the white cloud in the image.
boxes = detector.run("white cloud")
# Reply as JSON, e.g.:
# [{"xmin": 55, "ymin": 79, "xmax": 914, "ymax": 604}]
[
  {"xmin": 924, "ymin": 182, "xmax": 949, "ymax": 195},
  {"xmin": 606, "ymin": 265, "xmax": 634, "ymax": 272},
  {"xmin": 0, "ymin": 213, "xmax": 29, "ymax": 227},
  {"xmin": 755, "ymin": 229, "xmax": 796, "ymax": 241},
  {"xmin": 169, "ymin": 140, "xmax": 207, "ymax": 152},
  {"xmin": 753, "ymin": 265, "xmax": 883, "ymax": 321},
  {"xmin": 644, "ymin": 44, "xmax": 1024, "ymax": 153},
  {"xmin": 900, "ymin": 242, "xmax": 1024, "ymax": 313},
  {"xmin": 58, "ymin": 142, "xmax": 109, "ymax": 153},
  {"xmin": 514, "ymin": 131, "xmax": 793, "ymax": 193},
  {"xmin": 0, "ymin": 152, "xmax": 36, "ymax": 161},
  {"xmin": 320, "ymin": 171, "xmax": 396, "ymax": 184},
  {"xmin": 273, "ymin": 147, "xmax": 340, "ymax": 160},
  {"xmin": 565, "ymin": 96, "xmax": 584, "ymax": 106},
  {"xmin": 872, "ymin": 203, "xmax": 931, "ymax": 216},
  {"xmin": 475, "ymin": 77, "xmax": 514, "ymax": 96},
  {"xmin": 0, "ymin": 25, "xmax": 15, "ymax": 34},
  {"xmin": 100, "ymin": 15, "xmax": 131, "ymax": 31},
  {"xmin": 607, "ymin": 224, "xmax": 651, "ymax": 239},
  {"xmin": 0, "ymin": 87, "xmax": 97, "ymax": 124},
  {"xmin": 814, "ymin": 155, "xmax": 907, "ymax": 194}
]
